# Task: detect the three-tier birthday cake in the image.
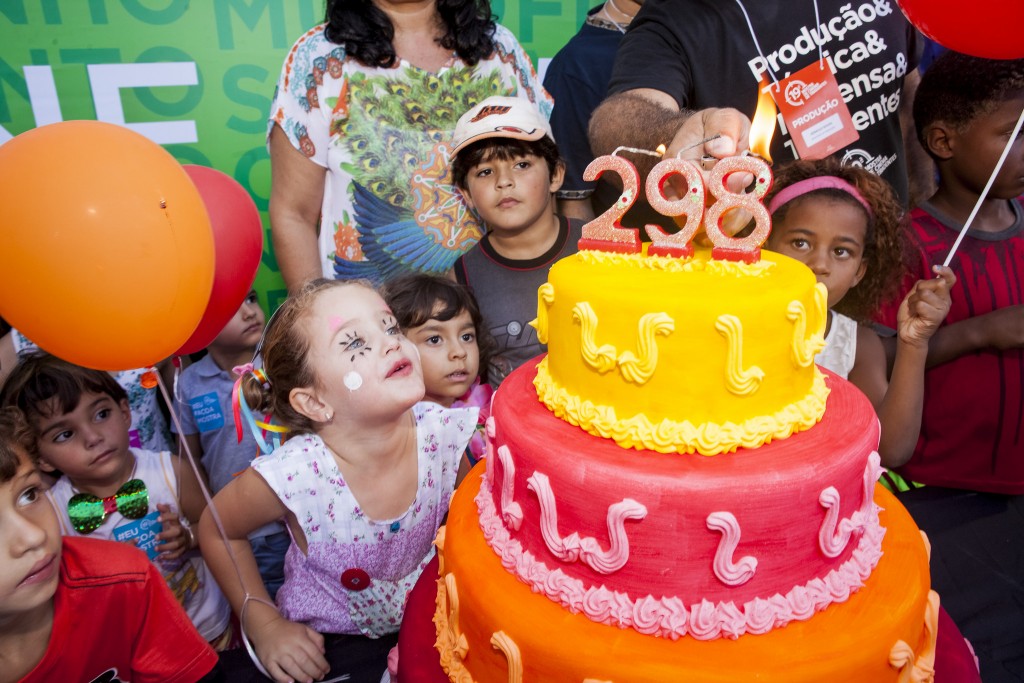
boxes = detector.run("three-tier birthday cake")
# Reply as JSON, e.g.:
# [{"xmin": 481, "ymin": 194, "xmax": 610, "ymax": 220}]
[{"xmin": 428, "ymin": 245, "xmax": 940, "ymax": 682}]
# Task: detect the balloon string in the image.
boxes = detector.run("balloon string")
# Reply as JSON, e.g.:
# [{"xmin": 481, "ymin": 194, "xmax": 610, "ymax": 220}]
[
  {"xmin": 157, "ymin": 366, "xmax": 274, "ymax": 679},
  {"xmin": 941, "ymin": 103, "xmax": 1024, "ymax": 267}
]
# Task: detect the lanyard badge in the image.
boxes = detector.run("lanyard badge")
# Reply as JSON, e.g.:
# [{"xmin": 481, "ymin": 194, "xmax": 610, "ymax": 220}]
[{"xmin": 774, "ymin": 60, "xmax": 859, "ymax": 160}]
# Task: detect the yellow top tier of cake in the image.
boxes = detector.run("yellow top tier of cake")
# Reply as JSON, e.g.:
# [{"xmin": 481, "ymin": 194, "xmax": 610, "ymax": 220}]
[{"xmin": 532, "ymin": 247, "xmax": 830, "ymax": 455}]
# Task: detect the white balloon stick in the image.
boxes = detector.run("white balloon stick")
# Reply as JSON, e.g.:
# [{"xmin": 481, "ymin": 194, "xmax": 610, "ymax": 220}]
[{"xmin": 942, "ymin": 104, "xmax": 1024, "ymax": 268}]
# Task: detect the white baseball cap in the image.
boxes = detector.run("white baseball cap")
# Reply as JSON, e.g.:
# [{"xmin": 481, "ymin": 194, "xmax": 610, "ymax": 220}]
[{"xmin": 450, "ymin": 96, "xmax": 554, "ymax": 155}]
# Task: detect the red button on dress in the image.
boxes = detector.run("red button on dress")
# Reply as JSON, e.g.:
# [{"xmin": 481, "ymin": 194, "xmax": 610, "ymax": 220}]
[{"xmin": 341, "ymin": 568, "xmax": 370, "ymax": 591}]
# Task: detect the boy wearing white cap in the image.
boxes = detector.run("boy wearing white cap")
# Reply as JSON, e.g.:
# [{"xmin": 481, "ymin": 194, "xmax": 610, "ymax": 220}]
[{"xmin": 450, "ymin": 96, "xmax": 581, "ymax": 387}]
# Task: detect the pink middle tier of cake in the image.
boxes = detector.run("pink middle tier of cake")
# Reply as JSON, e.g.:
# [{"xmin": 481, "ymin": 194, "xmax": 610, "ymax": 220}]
[{"xmin": 484, "ymin": 358, "xmax": 883, "ymax": 639}]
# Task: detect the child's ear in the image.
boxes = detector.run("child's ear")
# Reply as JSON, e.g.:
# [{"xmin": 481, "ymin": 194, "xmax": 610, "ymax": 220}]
[
  {"xmin": 457, "ymin": 185, "xmax": 477, "ymax": 212},
  {"xmin": 922, "ymin": 121, "xmax": 956, "ymax": 161},
  {"xmin": 289, "ymin": 386, "xmax": 332, "ymax": 424},
  {"xmin": 852, "ymin": 260, "xmax": 868, "ymax": 288},
  {"xmin": 118, "ymin": 398, "xmax": 132, "ymax": 427},
  {"xmin": 549, "ymin": 161, "xmax": 566, "ymax": 194}
]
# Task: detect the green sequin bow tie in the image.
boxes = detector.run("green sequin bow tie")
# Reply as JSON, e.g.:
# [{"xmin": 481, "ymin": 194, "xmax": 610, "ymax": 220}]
[{"xmin": 67, "ymin": 479, "xmax": 148, "ymax": 534}]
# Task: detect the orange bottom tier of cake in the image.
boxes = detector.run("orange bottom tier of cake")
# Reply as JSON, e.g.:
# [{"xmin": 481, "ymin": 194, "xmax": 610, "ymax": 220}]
[{"xmin": 435, "ymin": 466, "xmax": 937, "ymax": 683}]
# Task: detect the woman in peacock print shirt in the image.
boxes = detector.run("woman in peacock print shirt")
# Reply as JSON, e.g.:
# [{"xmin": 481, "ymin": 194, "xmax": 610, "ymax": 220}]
[{"xmin": 268, "ymin": 0, "xmax": 551, "ymax": 290}]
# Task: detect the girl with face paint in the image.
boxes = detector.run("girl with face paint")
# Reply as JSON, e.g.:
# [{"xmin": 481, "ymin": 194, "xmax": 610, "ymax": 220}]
[{"xmin": 198, "ymin": 279, "xmax": 479, "ymax": 683}]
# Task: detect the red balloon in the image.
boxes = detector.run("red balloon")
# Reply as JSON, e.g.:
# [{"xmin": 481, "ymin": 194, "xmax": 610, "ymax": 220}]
[
  {"xmin": 175, "ymin": 166, "xmax": 264, "ymax": 356},
  {"xmin": 898, "ymin": 0, "xmax": 1024, "ymax": 59}
]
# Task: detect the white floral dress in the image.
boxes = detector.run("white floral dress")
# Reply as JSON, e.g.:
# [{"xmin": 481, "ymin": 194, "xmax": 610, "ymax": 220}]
[{"xmin": 252, "ymin": 402, "xmax": 477, "ymax": 636}]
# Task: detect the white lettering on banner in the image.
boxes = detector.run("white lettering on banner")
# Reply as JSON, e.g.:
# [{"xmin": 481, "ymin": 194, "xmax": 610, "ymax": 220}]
[
  {"xmin": 746, "ymin": 0, "xmax": 895, "ymax": 81},
  {"xmin": 24, "ymin": 66, "xmax": 63, "ymax": 129},
  {"xmin": 88, "ymin": 62, "xmax": 198, "ymax": 144},
  {"xmin": 0, "ymin": 62, "xmax": 200, "ymax": 145}
]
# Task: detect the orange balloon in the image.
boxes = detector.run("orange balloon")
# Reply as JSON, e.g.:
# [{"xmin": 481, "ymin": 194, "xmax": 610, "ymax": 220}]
[{"xmin": 0, "ymin": 121, "xmax": 214, "ymax": 371}]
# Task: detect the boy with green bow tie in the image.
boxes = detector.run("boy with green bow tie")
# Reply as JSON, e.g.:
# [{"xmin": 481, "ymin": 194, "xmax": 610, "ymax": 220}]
[
  {"xmin": 0, "ymin": 352, "xmax": 231, "ymax": 647},
  {"xmin": 0, "ymin": 406, "xmax": 220, "ymax": 681}
]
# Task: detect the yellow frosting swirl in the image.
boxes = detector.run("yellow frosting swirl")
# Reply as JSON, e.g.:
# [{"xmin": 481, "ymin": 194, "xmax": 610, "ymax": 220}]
[
  {"xmin": 534, "ymin": 282, "xmax": 555, "ymax": 344},
  {"xmin": 618, "ymin": 312, "xmax": 675, "ymax": 385},
  {"xmin": 573, "ymin": 302, "xmax": 618, "ymax": 374},
  {"xmin": 714, "ymin": 314, "xmax": 765, "ymax": 395}
]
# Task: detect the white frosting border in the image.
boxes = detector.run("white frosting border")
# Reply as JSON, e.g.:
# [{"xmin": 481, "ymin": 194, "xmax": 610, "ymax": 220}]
[{"xmin": 475, "ymin": 469, "xmax": 886, "ymax": 641}]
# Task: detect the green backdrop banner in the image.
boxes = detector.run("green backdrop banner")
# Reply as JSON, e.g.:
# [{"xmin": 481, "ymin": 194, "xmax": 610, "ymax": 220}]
[{"xmin": 0, "ymin": 0, "xmax": 597, "ymax": 311}]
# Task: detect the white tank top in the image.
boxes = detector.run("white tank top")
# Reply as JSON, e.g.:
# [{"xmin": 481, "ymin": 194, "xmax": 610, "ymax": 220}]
[
  {"xmin": 47, "ymin": 448, "xmax": 230, "ymax": 641},
  {"xmin": 815, "ymin": 310, "xmax": 858, "ymax": 379}
]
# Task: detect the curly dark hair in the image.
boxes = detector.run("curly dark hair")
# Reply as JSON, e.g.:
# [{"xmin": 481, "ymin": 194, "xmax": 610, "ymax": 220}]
[
  {"xmin": 765, "ymin": 158, "xmax": 908, "ymax": 322},
  {"xmin": 451, "ymin": 136, "xmax": 562, "ymax": 190},
  {"xmin": 324, "ymin": 0, "xmax": 496, "ymax": 68},
  {"xmin": 380, "ymin": 274, "xmax": 496, "ymax": 383},
  {"xmin": 914, "ymin": 52, "xmax": 1024, "ymax": 159}
]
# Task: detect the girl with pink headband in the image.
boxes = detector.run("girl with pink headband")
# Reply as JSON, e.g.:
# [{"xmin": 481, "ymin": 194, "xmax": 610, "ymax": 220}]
[{"xmin": 764, "ymin": 159, "xmax": 955, "ymax": 471}]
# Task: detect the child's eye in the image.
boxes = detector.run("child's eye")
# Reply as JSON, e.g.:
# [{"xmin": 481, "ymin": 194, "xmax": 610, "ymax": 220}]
[
  {"xmin": 791, "ymin": 238, "xmax": 809, "ymax": 249},
  {"xmin": 834, "ymin": 247, "xmax": 851, "ymax": 258},
  {"xmin": 474, "ymin": 168, "xmax": 492, "ymax": 178},
  {"xmin": 514, "ymin": 160, "xmax": 531, "ymax": 170},
  {"xmin": 18, "ymin": 485, "xmax": 42, "ymax": 507},
  {"xmin": 461, "ymin": 332, "xmax": 476, "ymax": 343},
  {"xmin": 96, "ymin": 408, "xmax": 111, "ymax": 421},
  {"xmin": 386, "ymin": 325, "xmax": 401, "ymax": 336},
  {"xmin": 425, "ymin": 335, "xmax": 442, "ymax": 345},
  {"xmin": 344, "ymin": 336, "xmax": 366, "ymax": 351},
  {"xmin": 53, "ymin": 430, "xmax": 73, "ymax": 444},
  {"xmin": 245, "ymin": 292, "xmax": 259, "ymax": 304}
]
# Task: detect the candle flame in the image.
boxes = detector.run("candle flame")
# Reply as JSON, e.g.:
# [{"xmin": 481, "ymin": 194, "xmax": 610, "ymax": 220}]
[{"xmin": 749, "ymin": 81, "xmax": 777, "ymax": 163}]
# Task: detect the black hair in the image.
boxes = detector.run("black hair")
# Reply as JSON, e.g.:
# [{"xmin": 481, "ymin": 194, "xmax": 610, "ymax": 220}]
[
  {"xmin": 452, "ymin": 136, "xmax": 562, "ymax": 190},
  {"xmin": 324, "ymin": 0, "xmax": 496, "ymax": 68},
  {"xmin": 914, "ymin": 52, "xmax": 1024, "ymax": 158},
  {"xmin": 0, "ymin": 352, "xmax": 128, "ymax": 425},
  {"xmin": 380, "ymin": 274, "xmax": 495, "ymax": 383},
  {"xmin": 0, "ymin": 407, "xmax": 35, "ymax": 483}
]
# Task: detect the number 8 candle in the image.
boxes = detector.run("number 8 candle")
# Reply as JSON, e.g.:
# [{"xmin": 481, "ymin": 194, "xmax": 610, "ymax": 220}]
[{"xmin": 703, "ymin": 154, "xmax": 773, "ymax": 264}]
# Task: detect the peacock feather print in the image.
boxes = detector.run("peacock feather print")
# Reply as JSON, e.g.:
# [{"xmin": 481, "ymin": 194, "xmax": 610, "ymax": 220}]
[{"xmin": 329, "ymin": 65, "xmax": 515, "ymax": 283}]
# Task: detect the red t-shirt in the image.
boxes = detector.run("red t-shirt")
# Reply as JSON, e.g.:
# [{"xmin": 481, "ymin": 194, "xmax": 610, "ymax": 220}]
[
  {"xmin": 19, "ymin": 537, "xmax": 218, "ymax": 683},
  {"xmin": 878, "ymin": 199, "xmax": 1024, "ymax": 494}
]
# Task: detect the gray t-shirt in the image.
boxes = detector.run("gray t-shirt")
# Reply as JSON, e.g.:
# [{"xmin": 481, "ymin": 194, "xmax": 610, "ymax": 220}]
[{"xmin": 454, "ymin": 216, "xmax": 583, "ymax": 386}]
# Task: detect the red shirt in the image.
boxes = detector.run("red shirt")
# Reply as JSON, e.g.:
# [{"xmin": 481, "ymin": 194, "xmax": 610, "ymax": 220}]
[
  {"xmin": 20, "ymin": 537, "xmax": 217, "ymax": 683},
  {"xmin": 878, "ymin": 199, "xmax": 1024, "ymax": 494}
]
